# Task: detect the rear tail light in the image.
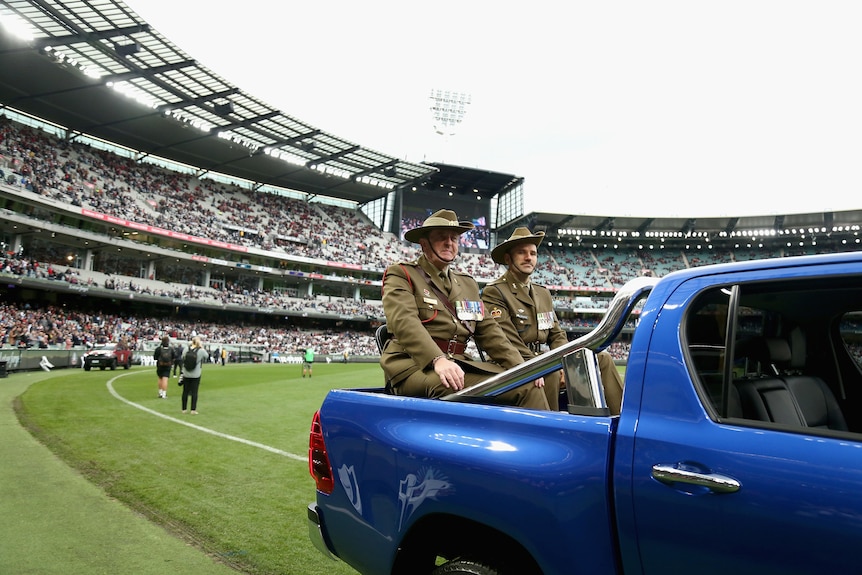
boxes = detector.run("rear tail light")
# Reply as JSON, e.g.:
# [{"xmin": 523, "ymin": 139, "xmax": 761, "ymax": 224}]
[{"xmin": 309, "ymin": 410, "xmax": 334, "ymax": 494}]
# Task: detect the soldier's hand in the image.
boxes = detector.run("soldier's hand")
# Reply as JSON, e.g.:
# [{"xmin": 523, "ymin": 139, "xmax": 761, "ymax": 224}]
[{"xmin": 434, "ymin": 356, "xmax": 465, "ymax": 390}]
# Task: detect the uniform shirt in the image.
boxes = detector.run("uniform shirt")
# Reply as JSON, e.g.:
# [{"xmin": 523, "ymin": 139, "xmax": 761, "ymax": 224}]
[
  {"xmin": 381, "ymin": 254, "xmax": 524, "ymax": 387},
  {"xmin": 482, "ymin": 268, "xmax": 568, "ymax": 361}
]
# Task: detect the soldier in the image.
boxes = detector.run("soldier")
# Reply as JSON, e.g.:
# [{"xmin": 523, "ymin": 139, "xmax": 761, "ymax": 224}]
[
  {"xmin": 380, "ymin": 210, "xmax": 549, "ymax": 410},
  {"xmin": 482, "ymin": 227, "xmax": 624, "ymax": 414}
]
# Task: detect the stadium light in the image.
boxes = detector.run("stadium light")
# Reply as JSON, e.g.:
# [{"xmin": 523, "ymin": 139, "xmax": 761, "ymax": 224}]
[{"xmin": 430, "ymin": 89, "xmax": 471, "ymax": 136}]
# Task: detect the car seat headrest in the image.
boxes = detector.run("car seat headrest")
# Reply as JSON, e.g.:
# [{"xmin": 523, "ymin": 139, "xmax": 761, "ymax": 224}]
[{"xmin": 737, "ymin": 336, "xmax": 792, "ymax": 375}]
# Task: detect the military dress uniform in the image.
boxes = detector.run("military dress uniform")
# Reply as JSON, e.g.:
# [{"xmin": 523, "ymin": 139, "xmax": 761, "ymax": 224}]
[
  {"xmin": 482, "ymin": 269, "xmax": 569, "ymax": 410},
  {"xmin": 483, "ymin": 269, "xmax": 624, "ymax": 414},
  {"xmin": 380, "ymin": 254, "xmax": 549, "ymax": 410}
]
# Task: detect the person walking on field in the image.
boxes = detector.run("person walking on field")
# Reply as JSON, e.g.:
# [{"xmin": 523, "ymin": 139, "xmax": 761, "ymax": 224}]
[
  {"xmin": 153, "ymin": 335, "xmax": 173, "ymax": 399},
  {"xmin": 180, "ymin": 336, "xmax": 209, "ymax": 415},
  {"xmin": 171, "ymin": 342, "xmax": 183, "ymax": 378},
  {"xmin": 302, "ymin": 347, "xmax": 314, "ymax": 378}
]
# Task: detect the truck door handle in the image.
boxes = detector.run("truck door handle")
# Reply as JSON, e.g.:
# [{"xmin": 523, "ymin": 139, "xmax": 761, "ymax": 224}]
[{"xmin": 651, "ymin": 463, "xmax": 741, "ymax": 494}]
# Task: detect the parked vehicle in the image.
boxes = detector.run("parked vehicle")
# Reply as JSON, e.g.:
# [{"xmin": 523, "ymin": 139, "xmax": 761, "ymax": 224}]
[
  {"xmin": 83, "ymin": 342, "xmax": 132, "ymax": 371},
  {"xmin": 308, "ymin": 252, "xmax": 862, "ymax": 575}
]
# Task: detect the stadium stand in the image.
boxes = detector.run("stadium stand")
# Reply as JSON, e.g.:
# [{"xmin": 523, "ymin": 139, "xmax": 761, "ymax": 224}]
[
  {"xmin": 3, "ymin": 108, "xmax": 861, "ymax": 370},
  {"xmin": 2, "ymin": 0, "xmax": 861, "ymax": 371}
]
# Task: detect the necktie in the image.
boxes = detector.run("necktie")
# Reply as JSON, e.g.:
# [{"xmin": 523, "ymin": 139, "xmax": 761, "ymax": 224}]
[{"xmin": 439, "ymin": 271, "xmax": 452, "ymax": 292}]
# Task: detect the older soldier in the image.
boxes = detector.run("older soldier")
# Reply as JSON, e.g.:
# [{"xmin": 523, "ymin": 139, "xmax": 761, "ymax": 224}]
[
  {"xmin": 482, "ymin": 227, "xmax": 624, "ymax": 414},
  {"xmin": 381, "ymin": 210, "xmax": 549, "ymax": 410}
]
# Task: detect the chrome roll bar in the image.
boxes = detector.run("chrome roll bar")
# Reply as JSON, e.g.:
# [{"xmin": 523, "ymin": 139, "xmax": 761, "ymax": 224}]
[{"xmin": 441, "ymin": 276, "xmax": 657, "ymax": 401}]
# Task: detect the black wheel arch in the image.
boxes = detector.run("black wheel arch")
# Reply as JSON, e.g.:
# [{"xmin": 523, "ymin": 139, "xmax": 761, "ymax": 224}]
[{"xmin": 391, "ymin": 513, "xmax": 541, "ymax": 575}]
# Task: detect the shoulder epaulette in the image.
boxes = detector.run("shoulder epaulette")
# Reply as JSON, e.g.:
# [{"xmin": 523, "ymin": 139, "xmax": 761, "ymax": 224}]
[{"xmin": 393, "ymin": 259, "xmax": 419, "ymax": 267}]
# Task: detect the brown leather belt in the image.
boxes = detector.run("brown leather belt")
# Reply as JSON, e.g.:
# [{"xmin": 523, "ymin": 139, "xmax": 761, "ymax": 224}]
[{"xmin": 432, "ymin": 338, "xmax": 467, "ymax": 357}]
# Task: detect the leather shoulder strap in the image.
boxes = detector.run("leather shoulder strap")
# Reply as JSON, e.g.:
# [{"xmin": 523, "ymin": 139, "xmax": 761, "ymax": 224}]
[{"xmin": 415, "ymin": 265, "xmax": 475, "ymax": 339}]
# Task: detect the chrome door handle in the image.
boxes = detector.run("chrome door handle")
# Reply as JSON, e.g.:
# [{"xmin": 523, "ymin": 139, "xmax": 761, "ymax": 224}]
[{"xmin": 652, "ymin": 463, "xmax": 741, "ymax": 494}]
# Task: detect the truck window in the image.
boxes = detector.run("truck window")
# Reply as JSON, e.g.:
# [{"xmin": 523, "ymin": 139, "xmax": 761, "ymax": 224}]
[
  {"xmin": 840, "ymin": 311, "xmax": 862, "ymax": 372},
  {"xmin": 562, "ymin": 348, "xmax": 608, "ymax": 415},
  {"xmin": 686, "ymin": 287, "xmax": 731, "ymax": 415},
  {"xmin": 686, "ymin": 276, "xmax": 862, "ymax": 436}
]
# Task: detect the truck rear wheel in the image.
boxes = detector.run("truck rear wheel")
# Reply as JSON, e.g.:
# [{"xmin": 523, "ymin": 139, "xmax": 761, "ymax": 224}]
[{"xmin": 431, "ymin": 560, "xmax": 499, "ymax": 575}]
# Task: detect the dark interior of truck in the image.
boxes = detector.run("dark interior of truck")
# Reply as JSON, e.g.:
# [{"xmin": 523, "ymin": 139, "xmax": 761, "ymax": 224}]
[{"xmin": 686, "ymin": 275, "xmax": 862, "ymax": 435}]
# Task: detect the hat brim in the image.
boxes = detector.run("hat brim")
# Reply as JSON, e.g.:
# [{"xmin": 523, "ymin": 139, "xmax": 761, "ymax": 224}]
[
  {"xmin": 404, "ymin": 223, "xmax": 474, "ymax": 243},
  {"xmin": 491, "ymin": 234, "xmax": 544, "ymax": 264}
]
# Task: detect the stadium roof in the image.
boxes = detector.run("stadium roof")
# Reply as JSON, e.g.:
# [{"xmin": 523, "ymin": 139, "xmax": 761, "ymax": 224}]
[
  {"xmin": 419, "ymin": 163, "xmax": 523, "ymax": 197},
  {"xmin": 0, "ymin": 0, "xmax": 436, "ymax": 204},
  {"xmin": 511, "ymin": 210, "xmax": 862, "ymax": 246},
  {"xmin": 1, "ymin": 0, "xmax": 860, "ymax": 244}
]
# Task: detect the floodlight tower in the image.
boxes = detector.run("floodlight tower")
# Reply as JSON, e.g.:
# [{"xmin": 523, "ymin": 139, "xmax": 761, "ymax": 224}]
[{"xmin": 429, "ymin": 89, "xmax": 472, "ymax": 136}]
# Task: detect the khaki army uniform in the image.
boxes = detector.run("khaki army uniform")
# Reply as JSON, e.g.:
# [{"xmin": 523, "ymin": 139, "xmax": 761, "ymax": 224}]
[
  {"xmin": 482, "ymin": 269, "xmax": 569, "ymax": 410},
  {"xmin": 381, "ymin": 254, "xmax": 549, "ymax": 410},
  {"xmin": 483, "ymin": 269, "xmax": 624, "ymax": 414}
]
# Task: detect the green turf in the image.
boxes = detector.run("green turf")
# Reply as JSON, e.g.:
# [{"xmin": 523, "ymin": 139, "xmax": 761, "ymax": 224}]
[{"xmin": 9, "ymin": 362, "xmax": 384, "ymax": 575}]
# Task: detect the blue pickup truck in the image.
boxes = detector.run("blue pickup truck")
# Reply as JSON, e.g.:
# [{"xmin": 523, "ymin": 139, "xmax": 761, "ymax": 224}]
[{"xmin": 308, "ymin": 252, "xmax": 862, "ymax": 575}]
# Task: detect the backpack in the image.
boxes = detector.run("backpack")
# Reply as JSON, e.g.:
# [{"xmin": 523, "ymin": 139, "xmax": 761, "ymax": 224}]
[
  {"xmin": 183, "ymin": 348, "xmax": 199, "ymax": 371},
  {"xmin": 157, "ymin": 345, "xmax": 173, "ymax": 367}
]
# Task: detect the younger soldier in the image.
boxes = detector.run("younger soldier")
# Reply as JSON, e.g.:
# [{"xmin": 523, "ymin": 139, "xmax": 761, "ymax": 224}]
[{"xmin": 482, "ymin": 227, "xmax": 624, "ymax": 414}]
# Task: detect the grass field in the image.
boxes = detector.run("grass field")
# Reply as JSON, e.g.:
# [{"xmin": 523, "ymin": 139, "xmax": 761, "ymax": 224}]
[{"xmin": 10, "ymin": 361, "xmax": 384, "ymax": 575}]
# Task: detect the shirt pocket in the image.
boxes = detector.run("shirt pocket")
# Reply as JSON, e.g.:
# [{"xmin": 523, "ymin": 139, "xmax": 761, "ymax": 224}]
[
  {"xmin": 416, "ymin": 293, "xmax": 442, "ymax": 323},
  {"xmin": 514, "ymin": 312, "xmax": 534, "ymax": 336}
]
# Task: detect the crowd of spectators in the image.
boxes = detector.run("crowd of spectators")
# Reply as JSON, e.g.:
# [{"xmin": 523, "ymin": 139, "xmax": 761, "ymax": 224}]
[
  {"xmin": 3, "ymin": 287, "xmax": 850, "ymax": 370},
  {"xmin": 0, "ymin": 280, "xmax": 625, "ymax": 364},
  {"xmin": 0, "ymin": 298, "xmax": 379, "ymax": 358},
  {"xmin": 3, "ymin": 245, "xmax": 619, "ymax": 336},
  {"xmin": 2, "ymin": 115, "xmax": 856, "ymax": 368},
  {"xmin": 3, "ymin": 115, "xmax": 824, "ymax": 295},
  {"xmin": 1, "ymin": 257, "xmax": 386, "ymax": 331}
]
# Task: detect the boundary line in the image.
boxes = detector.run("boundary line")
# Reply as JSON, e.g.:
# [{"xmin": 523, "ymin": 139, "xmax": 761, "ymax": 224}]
[{"xmin": 105, "ymin": 372, "xmax": 305, "ymax": 462}]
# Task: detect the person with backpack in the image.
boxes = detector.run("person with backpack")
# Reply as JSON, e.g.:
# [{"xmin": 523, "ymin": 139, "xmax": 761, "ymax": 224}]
[
  {"xmin": 153, "ymin": 335, "xmax": 173, "ymax": 399},
  {"xmin": 180, "ymin": 336, "xmax": 208, "ymax": 415},
  {"xmin": 171, "ymin": 343, "xmax": 183, "ymax": 378}
]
